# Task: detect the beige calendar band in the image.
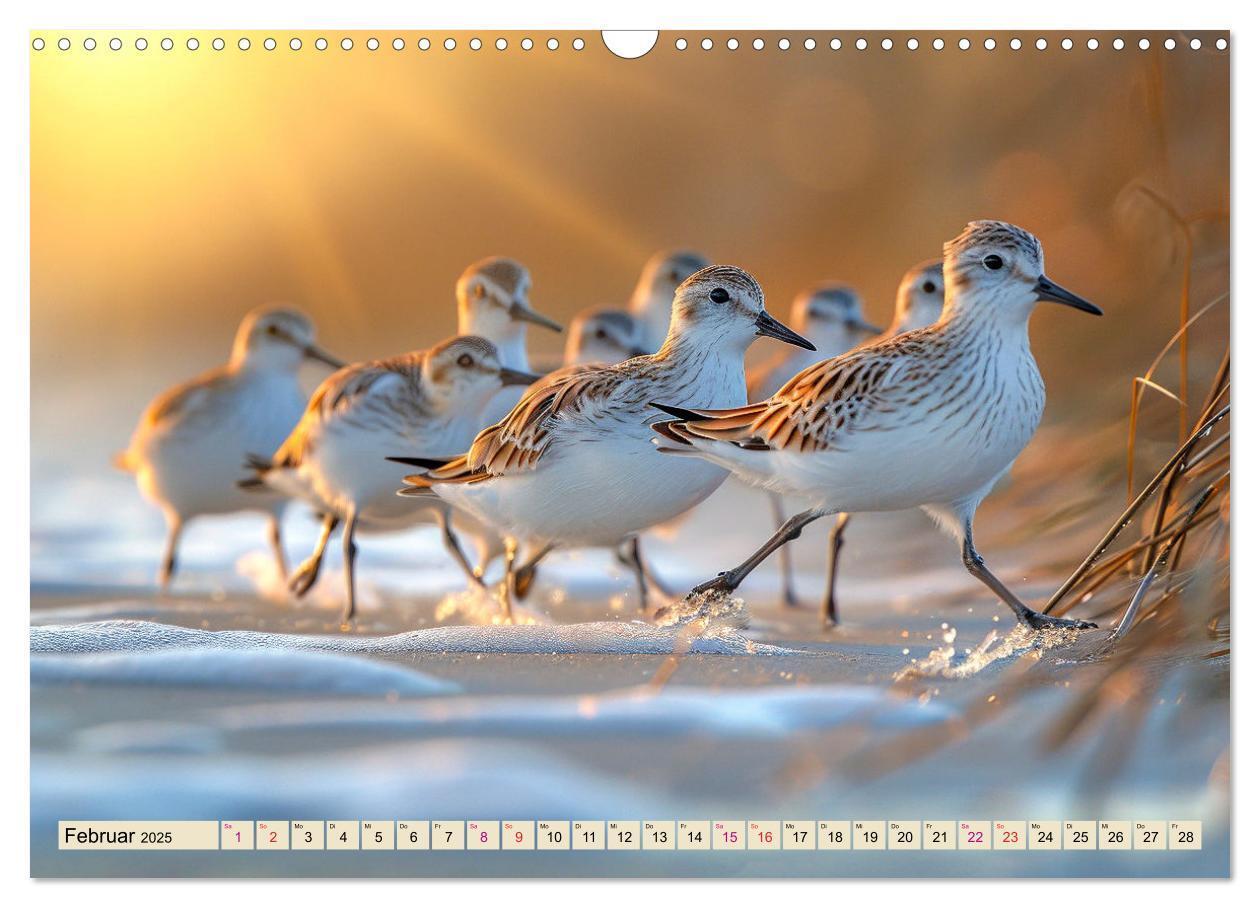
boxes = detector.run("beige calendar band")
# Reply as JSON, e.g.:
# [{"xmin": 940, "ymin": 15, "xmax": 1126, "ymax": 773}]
[{"xmin": 57, "ymin": 820, "xmax": 1204, "ymax": 852}]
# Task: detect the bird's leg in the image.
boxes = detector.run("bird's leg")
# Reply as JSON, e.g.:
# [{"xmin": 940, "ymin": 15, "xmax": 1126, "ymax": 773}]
[
  {"xmin": 615, "ymin": 536, "xmax": 652, "ymax": 612},
  {"xmin": 689, "ymin": 509, "xmax": 831, "ymax": 599},
  {"xmin": 821, "ymin": 512, "xmax": 851, "ymax": 627},
  {"xmin": 158, "ymin": 516, "xmax": 184, "ymax": 592},
  {"xmin": 769, "ymin": 494, "xmax": 800, "ymax": 608},
  {"xmin": 438, "ymin": 508, "xmax": 484, "ymax": 589},
  {"xmin": 267, "ymin": 512, "xmax": 288, "ymax": 581},
  {"xmin": 511, "ymin": 544, "xmax": 555, "ymax": 601},
  {"xmin": 289, "ymin": 513, "xmax": 339, "ymax": 598},
  {"xmin": 499, "ymin": 538, "xmax": 519, "ymax": 620},
  {"xmin": 960, "ymin": 519, "xmax": 1097, "ymax": 631},
  {"xmin": 340, "ymin": 508, "xmax": 359, "ymax": 624}
]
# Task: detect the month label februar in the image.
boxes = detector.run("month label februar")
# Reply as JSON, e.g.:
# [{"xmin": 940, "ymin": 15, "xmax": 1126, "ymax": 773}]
[{"xmin": 58, "ymin": 821, "xmax": 220, "ymax": 851}]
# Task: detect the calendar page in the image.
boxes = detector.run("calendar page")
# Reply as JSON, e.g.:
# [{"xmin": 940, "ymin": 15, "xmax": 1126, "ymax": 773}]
[{"xmin": 26, "ymin": 22, "xmax": 1230, "ymax": 880}]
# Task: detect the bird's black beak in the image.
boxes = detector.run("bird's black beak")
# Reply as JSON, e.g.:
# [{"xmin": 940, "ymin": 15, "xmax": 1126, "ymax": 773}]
[
  {"xmin": 1035, "ymin": 275, "xmax": 1103, "ymax": 316},
  {"xmin": 508, "ymin": 300, "xmax": 564, "ymax": 332},
  {"xmin": 755, "ymin": 310, "xmax": 816, "ymax": 351},
  {"xmin": 849, "ymin": 318, "xmax": 883, "ymax": 336},
  {"xmin": 498, "ymin": 366, "xmax": 542, "ymax": 387},
  {"xmin": 303, "ymin": 343, "xmax": 346, "ymax": 369}
]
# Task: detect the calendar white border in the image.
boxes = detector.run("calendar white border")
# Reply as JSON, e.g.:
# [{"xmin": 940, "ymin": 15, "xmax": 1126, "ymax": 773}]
[{"xmin": 4, "ymin": 0, "xmax": 1250, "ymax": 902}]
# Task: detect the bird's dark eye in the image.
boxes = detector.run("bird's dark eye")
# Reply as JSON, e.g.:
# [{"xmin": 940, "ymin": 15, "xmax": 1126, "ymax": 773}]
[
  {"xmin": 595, "ymin": 329, "xmax": 608, "ymax": 340},
  {"xmin": 922, "ymin": 281, "xmax": 937, "ymax": 294},
  {"xmin": 983, "ymin": 255, "xmax": 1004, "ymax": 271},
  {"xmin": 457, "ymin": 353, "xmax": 474, "ymax": 368},
  {"xmin": 266, "ymin": 324, "xmax": 280, "ymax": 335},
  {"xmin": 709, "ymin": 287, "xmax": 730, "ymax": 304}
]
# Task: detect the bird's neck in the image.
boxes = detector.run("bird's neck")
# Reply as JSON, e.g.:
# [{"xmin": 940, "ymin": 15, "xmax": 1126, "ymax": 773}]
[
  {"xmin": 459, "ymin": 312, "xmax": 530, "ymax": 371},
  {"xmin": 941, "ymin": 290, "xmax": 1034, "ymax": 346},
  {"xmin": 655, "ymin": 330, "xmax": 750, "ymax": 406}
]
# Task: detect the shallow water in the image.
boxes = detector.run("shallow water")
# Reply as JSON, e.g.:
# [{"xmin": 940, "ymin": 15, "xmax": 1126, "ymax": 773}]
[{"xmin": 30, "ymin": 469, "xmax": 1229, "ymax": 877}]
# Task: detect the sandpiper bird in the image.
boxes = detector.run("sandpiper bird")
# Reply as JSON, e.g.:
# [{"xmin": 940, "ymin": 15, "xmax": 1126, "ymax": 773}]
[
  {"xmin": 444, "ymin": 257, "xmax": 564, "ymax": 582},
  {"xmin": 246, "ymin": 336, "xmax": 539, "ymax": 621},
  {"xmin": 890, "ymin": 259, "xmax": 947, "ymax": 334},
  {"xmin": 651, "ymin": 222, "xmax": 1101, "ymax": 631},
  {"xmin": 458, "ymin": 256, "xmax": 562, "ymax": 424},
  {"xmin": 747, "ymin": 284, "xmax": 882, "ymax": 609},
  {"xmin": 627, "ymin": 250, "xmax": 711, "ymax": 351},
  {"xmin": 796, "ymin": 259, "xmax": 949, "ymax": 623},
  {"xmin": 564, "ymin": 307, "xmax": 650, "ymax": 365},
  {"xmin": 762, "ymin": 264, "xmax": 945, "ymax": 620},
  {"xmin": 396, "ymin": 265, "xmax": 815, "ymax": 618},
  {"xmin": 115, "ymin": 306, "xmax": 343, "ymax": 590},
  {"xmin": 511, "ymin": 307, "xmax": 664, "ymax": 607}
]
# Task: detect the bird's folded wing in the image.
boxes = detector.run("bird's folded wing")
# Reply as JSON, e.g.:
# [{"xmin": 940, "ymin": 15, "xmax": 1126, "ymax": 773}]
[
  {"xmin": 138, "ymin": 367, "xmax": 230, "ymax": 434},
  {"xmin": 406, "ymin": 366, "xmax": 622, "ymax": 486},
  {"xmin": 671, "ymin": 348, "xmax": 904, "ymax": 453},
  {"xmin": 272, "ymin": 361, "xmax": 411, "ymax": 469}
]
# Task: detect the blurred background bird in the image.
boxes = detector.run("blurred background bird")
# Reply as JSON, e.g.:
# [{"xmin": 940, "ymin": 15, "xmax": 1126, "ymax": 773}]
[{"xmin": 115, "ymin": 306, "xmax": 343, "ymax": 590}]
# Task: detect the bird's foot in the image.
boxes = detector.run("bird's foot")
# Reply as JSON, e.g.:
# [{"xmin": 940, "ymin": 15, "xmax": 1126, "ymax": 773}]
[
  {"xmin": 287, "ymin": 559, "xmax": 321, "ymax": 598},
  {"xmin": 686, "ymin": 571, "xmax": 736, "ymax": 601},
  {"xmin": 1022, "ymin": 610, "xmax": 1098, "ymax": 632}
]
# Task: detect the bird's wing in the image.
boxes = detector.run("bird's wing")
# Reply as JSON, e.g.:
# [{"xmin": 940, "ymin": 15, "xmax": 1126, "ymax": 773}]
[
  {"xmin": 405, "ymin": 365, "xmax": 624, "ymax": 487},
  {"xmin": 271, "ymin": 361, "xmax": 411, "ymax": 469},
  {"xmin": 124, "ymin": 366, "xmax": 242, "ymax": 465},
  {"xmin": 659, "ymin": 336, "xmax": 926, "ymax": 454}
]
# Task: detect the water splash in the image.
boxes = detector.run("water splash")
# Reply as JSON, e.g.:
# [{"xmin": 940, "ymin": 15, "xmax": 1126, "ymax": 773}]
[
  {"xmin": 895, "ymin": 623, "xmax": 1084, "ymax": 680},
  {"xmin": 652, "ymin": 588, "xmax": 750, "ymax": 631},
  {"xmin": 433, "ymin": 586, "xmax": 550, "ymax": 626}
]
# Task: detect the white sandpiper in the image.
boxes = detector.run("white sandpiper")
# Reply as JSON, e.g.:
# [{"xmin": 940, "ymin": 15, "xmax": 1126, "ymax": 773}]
[
  {"xmin": 397, "ymin": 265, "xmax": 815, "ymax": 619},
  {"xmin": 799, "ymin": 259, "xmax": 949, "ymax": 623},
  {"xmin": 627, "ymin": 250, "xmax": 711, "ymax": 352},
  {"xmin": 746, "ymin": 283, "xmax": 882, "ymax": 609},
  {"xmin": 651, "ymin": 221, "xmax": 1102, "ymax": 631},
  {"xmin": 511, "ymin": 307, "xmax": 667, "ymax": 608},
  {"xmin": 115, "ymin": 306, "xmax": 343, "ymax": 590},
  {"xmin": 247, "ymin": 336, "xmax": 538, "ymax": 621}
]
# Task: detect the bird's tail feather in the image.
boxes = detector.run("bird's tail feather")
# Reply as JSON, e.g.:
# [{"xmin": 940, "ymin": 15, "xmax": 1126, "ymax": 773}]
[{"xmin": 237, "ymin": 453, "xmax": 274, "ymax": 491}]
